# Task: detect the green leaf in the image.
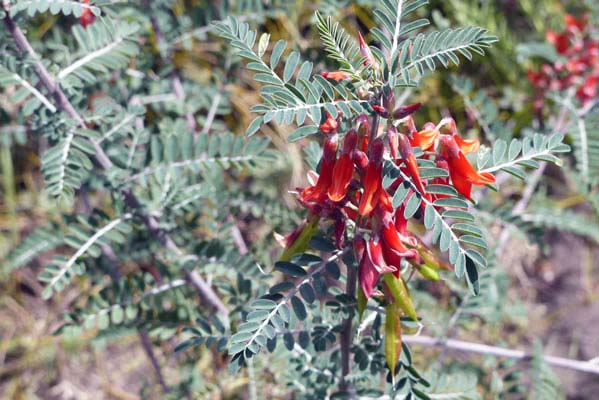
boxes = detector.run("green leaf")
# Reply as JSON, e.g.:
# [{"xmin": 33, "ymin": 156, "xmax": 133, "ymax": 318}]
[
  {"xmin": 290, "ymin": 296, "xmax": 307, "ymax": 320},
  {"xmin": 403, "ymin": 192, "xmax": 421, "ymax": 218},
  {"xmin": 393, "ymin": 182, "xmax": 411, "ymax": 208},
  {"xmin": 246, "ymin": 116, "xmax": 264, "ymax": 137},
  {"xmin": 270, "ymin": 40, "xmax": 286, "ymax": 68},
  {"xmin": 465, "ymin": 256, "xmax": 480, "ymax": 295},
  {"xmin": 424, "ymin": 204, "xmax": 435, "ymax": 230},
  {"xmin": 283, "ymin": 51, "xmax": 300, "ymax": 82},
  {"xmin": 274, "ymin": 261, "xmax": 307, "ymax": 278},
  {"xmin": 288, "ymin": 125, "xmax": 318, "ymax": 142}
]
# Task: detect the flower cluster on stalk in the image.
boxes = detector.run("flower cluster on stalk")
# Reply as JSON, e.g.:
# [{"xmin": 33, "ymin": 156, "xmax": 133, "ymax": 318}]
[
  {"xmin": 276, "ymin": 29, "xmax": 498, "ymax": 372},
  {"xmin": 285, "ymin": 107, "xmax": 496, "ymax": 297},
  {"xmin": 283, "ymin": 73, "xmax": 495, "ymax": 299}
]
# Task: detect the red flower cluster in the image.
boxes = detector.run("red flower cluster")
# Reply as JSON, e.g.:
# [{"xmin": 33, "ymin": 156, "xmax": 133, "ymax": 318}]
[
  {"xmin": 283, "ymin": 104, "xmax": 495, "ymax": 299},
  {"xmin": 528, "ymin": 14, "xmax": 598, "ymax": 109}
]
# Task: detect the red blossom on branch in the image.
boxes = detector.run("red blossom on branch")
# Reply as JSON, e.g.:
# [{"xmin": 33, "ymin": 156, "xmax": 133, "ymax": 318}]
[{"xmin": 283, "ymin": 104, "xmax": 497, "ymax": 303}]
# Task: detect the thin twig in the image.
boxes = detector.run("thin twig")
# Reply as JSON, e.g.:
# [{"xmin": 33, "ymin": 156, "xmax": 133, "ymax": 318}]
[
  {"xmin": 230, "ymin": 221, "xmax": 249, "ymax": 255},
  {"xmin": 247, "ymin": 358, "xmax": 258, "ymax": 400},
  {"xmin": 201, "ymin": 92, "xmax": 222, "ymax": 135},
  {"xmin": 403, "ymin": 335, "xmax": 599, "ymax": 375},
  {"xmin": 138, "ymin": 330, "xmax": 169, "ymax": 392}
]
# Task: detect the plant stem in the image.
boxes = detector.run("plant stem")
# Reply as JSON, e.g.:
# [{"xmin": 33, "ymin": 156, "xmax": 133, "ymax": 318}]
[
  {"xmin": 339, "ymin": 258, "xmax": 357, "ymax": 398},
  {"xmin": 138, "ymin": 330, "xmax": 169, "ymax": 393}
]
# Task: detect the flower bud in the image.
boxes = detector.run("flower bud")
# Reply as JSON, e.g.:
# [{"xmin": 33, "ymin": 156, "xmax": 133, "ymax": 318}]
[
  {"xmin": 392, "ymin": 103, "xmax": 421, "ymax": 120},
  {"xmin": 358, "ymin": 32, "xmax": 379, "ymax": 69},
  {"xmin": 352, "ymin": 150, "xmax": 369, "ymax": 169}
]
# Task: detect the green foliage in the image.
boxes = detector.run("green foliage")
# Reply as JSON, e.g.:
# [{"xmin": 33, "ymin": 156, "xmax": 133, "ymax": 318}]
[
  {"xmin": 62, "ymin": 274, "xmax": 188, "ymax": 335},
  {"xmin": 372, "ymin": 0, "xmax": 430, "ymax": 68},
  {"xmin": 216, "ymin": 17, "xmax": 368, "ymax": 141},
  {"xmin": 0, "ymin": 63, "xmax": 57, "ymax": 114},
  {"xmin": 476, "ymin": 133, "xmax": 569, "ymax": 179},
  {"xmin": 3, "ymin": 225, "xmax": 63, "ymax": 275},
  {"xmin": 0, "ymin": 0, "xmax": 586, "ymax": 397},
  {"xmin": 40, "ymin": 128, "xmax": 96, "ymax": 198},
  {"xmin": 57, "ymin": 17, "xmax": 140, "ymax": 87},
  {"xmin": 570, "ymin": 109, "xmax": 599, "ymax": 188},
  {"xmin": 394, "ymin": 27, "xmax": 498, "ymax": 85},
  {"xmin": 38, "ymin": 212, "xmax": 132, "ymax": 299},
  {"xmin": 316, "ymin": 11, "xmax": 362, "ymax": 75},
  {"xmin": 9, "ymin": 0, "xmax": 101, "ymax": 18},
  {"xmin": 425, "ymin": 371, "xmax": 481, "ymax": 400},
  {"xmin": 518, "ymin": 205, "xmax": 599, "ymax": 243},
  {"xmin": 449, "ymin": 75, "xmax": 512, "ymax": 141},
  {"xmin": 117, "ymin": 131, "xmax": 272, "ymax": 185},
  {"xmin": 227, "ymin": 250, "xmax": 344, "ymax": 373}
]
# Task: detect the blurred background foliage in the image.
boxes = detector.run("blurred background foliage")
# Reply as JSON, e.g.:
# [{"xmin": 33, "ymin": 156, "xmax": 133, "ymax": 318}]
[{"xmin": 0, "ymin": 0, "xmax": 598, "ymax": 398}]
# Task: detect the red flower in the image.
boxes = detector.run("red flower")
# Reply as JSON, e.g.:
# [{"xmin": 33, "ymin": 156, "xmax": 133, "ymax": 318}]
[
  {"xmin": 80, "ymin": 0, "xmax": 95, "ymax": 27},
  {"xmin": 392, "ymin": 103, "xmax": 421, "ymax": 120},
  {"xmin": 409, "ymin": 128, "xmax": 438, "ymax": 151},
  {"xmin": 321, "ymin": 71, "xmax": 352, "ymax": 81},
  {"xmin": 393, "ymin": 206, "xmax": 416, "ymax": 246},
  {"xmin": 320, "ymin": 112, "xmax": 339, "ymax": 134},
  {"xmin": 577, "ymin": 75, "xmax": 598, "ymax": 104},
  {"xmin": 358, "ymin": 139, "xmax": 385, "ymax": 216},
  {"xmin": 358, "ymin": 235, "xmax": 396, "ymax": 298},
  {"xmin": 352, "ymin": 150, "xmax": 369, "ymax": 170},
  {"xmin": 547, "ymin": 30, "xmax": 570, "ymax": 55},
  {"xmin": 334, "ymin": 218, "xmax": 346, "ymax": 249},
  {"xmin": 453, "ymin": 135, "xmax": 480, "ymax": 154},
  {"xmin": 439, "ymin": 135, "xmax": 495, "ymax": 200},
  {"xmin": 398, "ymin": 116, "xmax": 417, "ymax": 136},
  {"xmin": 438, "ymin": 117, "xmax": 480, "ymax": 154},
  {"xmin": 398, "ymin": 133, "xmax": 429, "ymax": 199},
  {"xmin": 565, "ymin": 14, "xmax": 587, "ymax": 32},
  {"xmin": 381, "ymin": 216, "xmax": 419, "ymax": 276},
  {"xmin": 356, "ymin": 114, "xmax": 370, "ymax": 152},
  {"xmin": 300, "ymin": 135, "xmax": 338, "ymax": 203},
  {"xmin": 377, "ymin": 186, "xmax": 394, "ymax": 214},
  {"xmin": 528, "ymin": 70, "xmax": 548, "ymax": 89},
  {"xmin": 328, "ymin": 130, "xmax": 358, "ymax": 202},
  {"xmin": 356, "ymin": 237, "xmax": 375, "ymax": 298},
  {"xmin": 372, "ymin": 105, "xmax": 390, "ymax": 118}
]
